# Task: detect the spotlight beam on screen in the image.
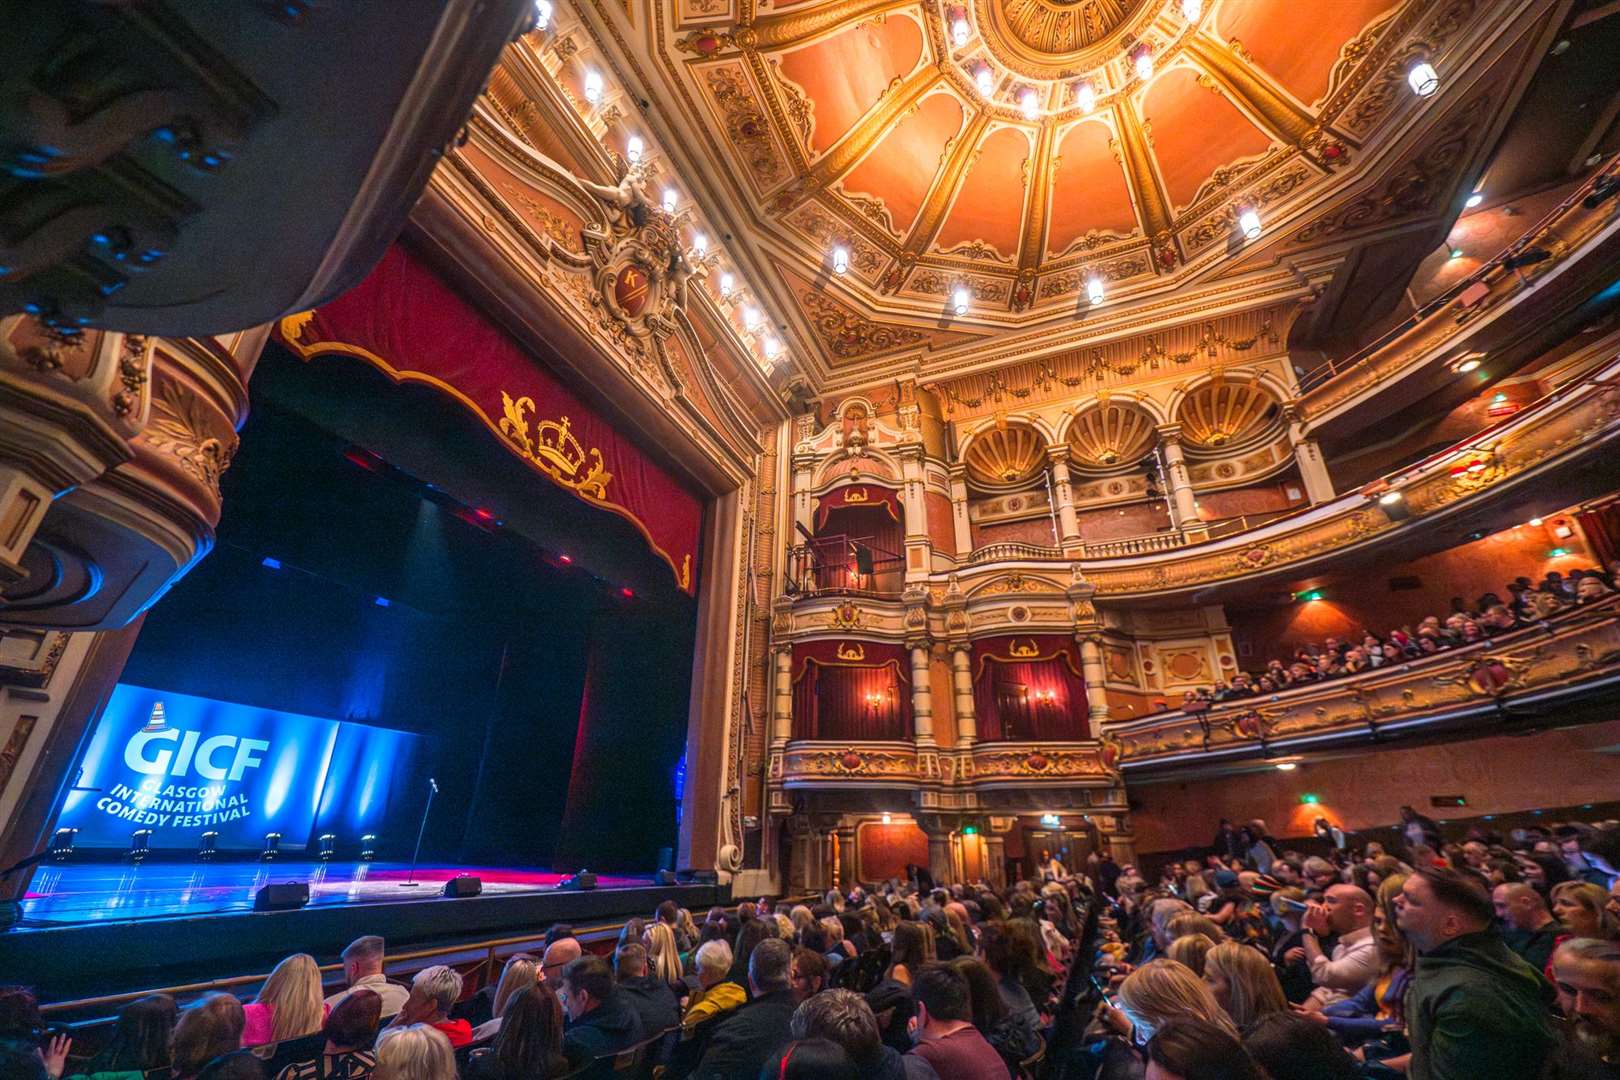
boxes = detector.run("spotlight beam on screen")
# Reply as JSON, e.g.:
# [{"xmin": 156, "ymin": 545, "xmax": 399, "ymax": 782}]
[{"xmin": 57, "ymin": 683, "xmax": 427, "ymax": 851}]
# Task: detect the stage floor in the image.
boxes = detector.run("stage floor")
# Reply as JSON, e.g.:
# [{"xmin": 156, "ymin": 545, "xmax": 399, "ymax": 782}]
[{"xmin": 20, "ymin": 862, "xmax": 650, "ymax": 925}]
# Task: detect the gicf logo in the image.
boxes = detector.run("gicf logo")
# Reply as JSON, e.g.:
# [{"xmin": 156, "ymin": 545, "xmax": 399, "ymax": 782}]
[{"xmin": 122, "ymin": 702, "xmax": 269, "ymax": 783}]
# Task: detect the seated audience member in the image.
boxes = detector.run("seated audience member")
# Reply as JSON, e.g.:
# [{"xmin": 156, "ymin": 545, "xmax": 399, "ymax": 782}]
[
  {"xmin": 1312, "ymin": 873, "xmax": 1411, "ymax": 1049},
  {"xmin": 196, "ymin": 1053, "xmax": 265, "ymax": 1080},
  {"xmin": 656, "ymin": 900, "xmax": 692, "ymax": 953},
  {"xmin": 558, "ymin": 956, "xmax": 643, "ymax": 1073},
  {"xmin": 1165, "ymin": 934, "xmax": 1214, "ymax": 978},
  {"xmin": 1553, "ymin": 881, "xmax": 1620, "ymax": 940},
  {"xmin": 612, "ymin": 944, "xmax": 678, "ymax": 1037},
  {"xmin": 1266, "ymin": 889, "xmax": 1314, "ymax": 1003},
  {"xmin": 325, "ymin": 938, "xmax": 409, "ymax": 1018},
  {"xmin": 244, "ymin": 955, "xmax": 326, "ymax": 1051},
  {"xmin": 1202, "ymin": 942, "xmax": 1287, "ymax": 1031},
  {"xmin": 1395, "ymin": 866, "xmax": 1555, "ymax": 1080},
  {"xmin": 789, "ymin": 989, "xmax": 938, "ymax": 1080},
  {"xmin": 976, "ymin": 922, "xmax": 1041, "ymax": 1035},
  {"xmin": 470, "ymin": 955, "xmax": 538, "ymax": 1041},
  {"xmin": 371, "ymin": 1025, "xmax": 454, "ymax": 1080},
  {"xmin": 276, "ymin": 989, "xmax": 381, "ymax": 1080},
  {"xmin": 1142, "ymin": 1019, "xmax": 1266, "ymax": 1080},
  {"xmin": 886, "ymin": 922, "xmax": 934, "ymax": 987},
  {"xmin": 950, "ymin": 956, "xmax": 1039, "ymax": 1069},
  {"xmin": 1549, "ymin": 938, "xmax": 1620, "ymax": 1074},
  {"xmin": 1299, "ymin": 884, "xmax": 1379, "ymax": 1011},
  {"xmin": 538, "ymin": 939, "xmax": 582, "ymax": 986},
  {"xmin": 790, "ymin": 948, "xmax": 829, "ymax": 1003},
  {"xmin": 682, "ymin": 941, "xmax": 745, "ymax": 1029},
  {"xmin": 83, "ymin": 993, "xmax": 177, "ymax": 1079},
  {"xmin": 691, "ymin": 938, "xmax": 796, "ymax": 1079},
  {"xmin": 1099, "ymin": 959, "xmax": 1240, "ymax": 1061},
  {"xmin": 463, "ymin": 986, "xmax": 568, "ymax": 1080},
  {"xmin": 645, "ymin": 922, "xmax": 686, "ymax": 996},
  {"xmin": 726, "ymin": 918, "xmax": 779, "ymax": 987},
  {"xmin": 173, "ymin": 994, "xmax": 249, "ymax": 1080},
  {"xmin": 1240, "ymin": 1014, "xmax": 1359, "ymax": 1080},
  {"xmin": 393, "ymin": 968, "xmax": 471, "ymax": 1049},
  {"xmin": 762, "ymin": 1038, "xmax": 858, "ymax": 1080},
  {"xmin": 904, "ymin": 964, "xmax": 1008, "ymax": 1080},
  {"xmin": 1495, "ymin": 882, "xmax": 1563, "ymax": 971}
]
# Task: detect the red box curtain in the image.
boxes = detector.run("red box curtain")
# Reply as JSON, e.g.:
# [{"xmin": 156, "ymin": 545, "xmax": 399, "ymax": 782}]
[
  {"xmin": 791, "ymin": 639, "xmax": 912, "ymax": 741},
  {"xmin": 272, "ymin": 242, "xmax": 703, "ymax": 594},
  {"xmin": 971, "ymin": 635, "xmax": 1089, "ymax": 741},
  {"xmin": 813, "ymin": 484, "xmax": 903, "ymax": 529}
]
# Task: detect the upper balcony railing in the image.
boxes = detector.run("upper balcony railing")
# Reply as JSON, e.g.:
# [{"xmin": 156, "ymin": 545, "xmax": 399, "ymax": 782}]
[
  {"xmin": 776, "ymin": 739, "xmax": 1120, "ymax": 790},
  {"xmin": 787, "ymin": 534, "xmax": 905, "ymax": 599},
  {"xmin": 1296, "ymin": 161, "xmax": 1620, "ymax": 398},
  {"xmin": 1108, "ymin": 595, "xmax": 1620, "ymax": 769},
  {"xmin": 966, "ymin": 541, "xmax": 1064, "ymax": 564}
]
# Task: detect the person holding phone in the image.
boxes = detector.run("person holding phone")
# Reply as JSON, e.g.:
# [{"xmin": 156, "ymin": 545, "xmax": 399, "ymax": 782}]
[{"xmin": 1299, "ymin": 885, "xmax": 1379, "ymax": 1011}]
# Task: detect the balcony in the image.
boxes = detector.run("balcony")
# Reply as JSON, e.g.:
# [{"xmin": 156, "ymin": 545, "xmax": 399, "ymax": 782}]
[
  {"xmin": 775, "ymin": 739, "xmax": 1119, "ymax": 794},
  {"xmin": 1108, "ymin": 596, "xmax": 1620, "ymax": 774}
]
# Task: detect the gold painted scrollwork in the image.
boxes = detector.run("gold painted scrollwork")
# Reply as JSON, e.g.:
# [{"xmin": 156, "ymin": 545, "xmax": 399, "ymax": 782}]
[{"xmin": 498, "ymin": 392, "xmax": 613, "ymax": 499}]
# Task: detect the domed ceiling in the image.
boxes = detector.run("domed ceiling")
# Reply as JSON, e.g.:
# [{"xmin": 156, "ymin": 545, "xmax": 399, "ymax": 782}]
[{"xmin": 538, "ymin": 0, "xmax": 1561, "ymax": 387}]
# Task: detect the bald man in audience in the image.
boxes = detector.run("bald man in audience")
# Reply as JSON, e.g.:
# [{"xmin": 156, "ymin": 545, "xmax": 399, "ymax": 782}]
[
  {"xmin": 1301, "ymin": 883, "xmax": 1380, "ymax": 1010},
  {"xmin": 1495, "ymin": 882, "xmax": 1562, "ymax": 972},
  {"xmin": 541, "ymin": 937, "xmax": 584, "ymax": 983}
]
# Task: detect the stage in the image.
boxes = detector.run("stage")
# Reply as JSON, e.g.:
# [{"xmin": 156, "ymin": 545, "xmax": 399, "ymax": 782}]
[{"xmin": 4, "ymin": 861, "xmax": 727, "ymax": 1008}]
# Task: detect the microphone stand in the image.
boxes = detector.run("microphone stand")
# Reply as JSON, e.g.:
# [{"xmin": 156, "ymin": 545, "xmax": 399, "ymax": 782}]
[{"xmin": 401, "ymin": 778, "xmax": 438, "ymax": 887}]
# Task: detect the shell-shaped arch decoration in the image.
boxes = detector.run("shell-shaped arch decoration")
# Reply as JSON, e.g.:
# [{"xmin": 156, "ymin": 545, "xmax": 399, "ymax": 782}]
[
  {"xmin": 1175, "ymin": 376, "xmax": 1277, "ymax": 448},
  {"xmin": 964, "ymin": 421, "xmax": 1047, "ymax": 486},
  {"xmin": 1068, "ymin": 397, "xmax": 1159, "ymax": 467}
]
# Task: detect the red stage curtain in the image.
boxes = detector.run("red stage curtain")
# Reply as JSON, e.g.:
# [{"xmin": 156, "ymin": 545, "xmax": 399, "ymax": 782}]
[
  {"xmin": 273, "ymin": 243, "xmax": 703, "ymax": 594},
  {"xmin": 791, "ymin": 640, "xmax": 911, "ymax": 741},
  {"xmin": 972, "ymin": 636, "xmax": 1089, "ymax": 741}
]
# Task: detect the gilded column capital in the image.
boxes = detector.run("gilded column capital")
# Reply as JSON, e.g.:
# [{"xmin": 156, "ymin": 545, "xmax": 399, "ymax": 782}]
[{"xmin": 1155, "ymin": 423, "xmax": 1185, "ymax": 443}]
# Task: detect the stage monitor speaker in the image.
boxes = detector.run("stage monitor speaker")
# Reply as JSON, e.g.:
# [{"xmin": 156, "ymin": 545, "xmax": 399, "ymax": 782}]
[
  {"xmin": 656, "ymin": 869, "xmax": 678, "ymax": 885},
  {"xmin": 443, "ymin": 876, "xmax": 483, "ymax": 898},
  {"xmin": 556, "ymin": 870, "xmax": 597, "ymax": 891},
  {"xmin": 253, "ymin": 882, "xmax": 310, "ymax": 911}
]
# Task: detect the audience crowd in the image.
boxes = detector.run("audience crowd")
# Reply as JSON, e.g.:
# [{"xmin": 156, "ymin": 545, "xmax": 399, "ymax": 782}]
[
  {"xmin": 1171, "ymin": 564, "xmax": 1618, "ymax": 709},
  {"xmin": 5, "ymin": 808, "xmax": 1620, "ymax": 1079}
]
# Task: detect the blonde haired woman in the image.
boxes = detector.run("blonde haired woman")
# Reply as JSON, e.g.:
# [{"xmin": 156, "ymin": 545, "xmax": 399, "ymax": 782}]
[
  {"xmin": 471, "ymin": 954, "xmax": 539, "ymax": 1041},
  {"xmin": 1551, "ymin": 881, "xmax": 1620, "ymax": 940},
  {"xmin": 373, "ymin": 1024, "xmax": 456, "ymax": 1080},
  {"xmin": 1165, "ymin": 912, "xmax": 1225, "ymax": 945},
  {"xmin": 1204, "ymin": 942, "xmax": 1288, "ymax": 1030},
  {"xmin": 645, "ymin": 921, "xmax": 685, "ymax": 991},
  {"xmin": 244, "ymin": 953, "xmax": 327, "ymax": 1052},
  {"xmin": 1166, "ymin": 933, "xmax": 1215, "ymax": 977},
  {"xmin": 1099, "ymin": 958, "xmax": 1239, "ymax": 1046}
]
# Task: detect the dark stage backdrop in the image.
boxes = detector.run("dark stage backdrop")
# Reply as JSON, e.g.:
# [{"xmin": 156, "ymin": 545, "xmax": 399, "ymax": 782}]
[{"xmin": 116, "ymin": 351, "xmax": 697, "ymax": 873}]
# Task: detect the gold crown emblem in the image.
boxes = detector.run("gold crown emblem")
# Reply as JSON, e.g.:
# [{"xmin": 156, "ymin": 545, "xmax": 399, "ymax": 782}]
[{"xmin": 500, "ymin": 393, "xmax": 613, "ymax": 499}]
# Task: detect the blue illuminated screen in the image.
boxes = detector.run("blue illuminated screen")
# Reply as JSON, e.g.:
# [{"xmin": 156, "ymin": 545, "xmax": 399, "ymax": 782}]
[{"xmin": 59, "ymin": 683, "xmax": 425, "ymax": 850}]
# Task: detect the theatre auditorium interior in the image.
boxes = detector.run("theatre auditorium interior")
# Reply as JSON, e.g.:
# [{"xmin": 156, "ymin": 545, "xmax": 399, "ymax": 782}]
[{"xmin": 7, "ymin": 0, "xmax": 1620, "ymax": 1078}]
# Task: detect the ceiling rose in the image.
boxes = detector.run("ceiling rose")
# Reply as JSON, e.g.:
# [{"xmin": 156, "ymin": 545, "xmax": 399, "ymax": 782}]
[{"xmin": 976, "ymin": 0, "xmax": 1158, "ymax": 79}]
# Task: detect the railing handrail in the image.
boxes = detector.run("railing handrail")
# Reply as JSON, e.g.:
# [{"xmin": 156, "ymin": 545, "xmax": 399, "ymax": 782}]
[
  {"xmin": 966, "ymin": 541, "xmax": 1063, "ymax": 563},
  {"xmin": 1297, "ymin": 159, "xmax": 1619, "ymax": 393}
]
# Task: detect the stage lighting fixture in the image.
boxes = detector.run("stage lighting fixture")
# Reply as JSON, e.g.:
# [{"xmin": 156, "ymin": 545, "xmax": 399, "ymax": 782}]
[
  {"xmin": 49, "ymin": 828, "xmax": 76, "ymax": 862},
  {"xmin": 128, "ymin": 828, "xmax": 152, "ymax": 864},
  {"xmin": 261, "ymin": 831, "xmax": 282, "ymax": 862},
  {"xmin": 198, "ymin": 830, "xmax": 218, "ymax": 861},
  {"xmin": 361, "ymin": 834, "xmax": 378, "ymax": 861},
  {"xmin": 557, "ymin": 869, "xmax": 598, "ymax": 891},
  {"xmin": 261, "ymin": 556, "xmax": 282, "ymax": 570},
  {"xmin": 318, "ymin": 833, "xmax": 338, "ymax": 862},
  {"xmin": 621, "ymin": 586, "xmax": 634, "ymax": 598},
  {"xmin": 254, "ymin": 882, "xmax": 310, "ymax": 911}
]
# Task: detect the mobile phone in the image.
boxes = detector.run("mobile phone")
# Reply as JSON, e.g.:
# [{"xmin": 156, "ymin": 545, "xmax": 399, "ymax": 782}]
[{"xmin": 1276, "ymin": 897, "xmax": 1310, "ymax": 913}]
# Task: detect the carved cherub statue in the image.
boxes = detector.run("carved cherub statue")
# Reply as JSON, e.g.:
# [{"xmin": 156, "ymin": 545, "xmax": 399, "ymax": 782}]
[{"xmin": 577, "ymin": 159, "xmax": 655, "ymax": 230}]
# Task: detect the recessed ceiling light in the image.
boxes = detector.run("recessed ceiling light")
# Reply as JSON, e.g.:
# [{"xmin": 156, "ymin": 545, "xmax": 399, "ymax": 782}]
[
  {"xmin": 1465, "ymin": 192, "xmax": 1484, "ymax": 208},
  {"xmin": 1275, "ymin": 762, "xmax": 1297, "ymax": 772}
]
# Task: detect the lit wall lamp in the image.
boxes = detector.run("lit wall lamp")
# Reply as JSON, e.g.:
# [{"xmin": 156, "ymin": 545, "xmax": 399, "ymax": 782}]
[
  {"xmin": 952, "ymin": 285, "xmax": 971, "ymax": 317},
  {"xmin": 583, "ymin": 70, "xmax": 604, "ymax": 105},
  {"xmin": 1407, "ymin": 61, "xmax": 1439, "ymax": 97},
  {"xmin": 1238, "ymin": 207, "xmax": 1261, "ymax": 241},
  {"xmin": 832, "ymin": 246, "xmax": 850, "ymax": 275}
]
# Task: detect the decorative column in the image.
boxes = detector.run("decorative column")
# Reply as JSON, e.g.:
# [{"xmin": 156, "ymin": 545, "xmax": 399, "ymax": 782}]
[
  {"xmin": 898, "ymin": 445, "xmax": 932, "ymax": 582},
  {"xmin": 834, "ymin": 824, "xmax": 858, "ymax": 889},
  {"xmin": 1156, "ymin": 425, "xmax": 1203, "ymax": 536},
  {"xmin": 984, "ymin": 833, "xmax": 1008, "ymax": 891},
  {"xmin": 904, "ymin": 586, "xmax": 935, "ymax": 747},
  {"xmin": 771, "ymin": 639, "xmax": 794, "ymax": 745},
  {"xmin": 918, "ymin": 814, "xmax": 954, "ymax": 887},
  {"xmin": 1046, "ymin": 447, "xmax": 1083, "ymax": 555},
  {"xmin": 1107, "ymin": 816, "xmax": 1138, "ymax": 868},
  {"xmin": 1078, "ymin": 635, "xmax": 1111, "ymax": 729},
  {"xmin": 949, "ymin": 645, "xmax": 977, "ymax": 744},
  {"xmin": 1284, "ymin": 404, "xmax": 1335, "ymax": 504},
  {"xmin": 947, "ymin": 463, "xmax": 973, "ymax": 558}
]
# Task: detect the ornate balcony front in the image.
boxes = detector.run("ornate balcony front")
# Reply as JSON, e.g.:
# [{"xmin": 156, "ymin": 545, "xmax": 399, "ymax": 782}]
[
  {"xmin": 773, "ymin": 738, "xmax": 1121, "ymax": 803},
  {"xmin": 1110, "ymin": 596, "xmax": 1620, "ymax": 773}
]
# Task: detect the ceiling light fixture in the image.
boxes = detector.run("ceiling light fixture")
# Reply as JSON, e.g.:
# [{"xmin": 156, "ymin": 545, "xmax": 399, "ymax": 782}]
[
  {"xmin": 1180, "ymin": 0, "xmax": 1202, "ymax": 20},
  {"xmin": 764, "ymin": 336, "xmax": 781, "ymax": 361},
  {"xmin": 1075, "ymin": 81, "xmax": 1096, "ymax": 114},
  {"xmin": 625, "ymin": 135, "xmax": 643, "ymax": 164},
  {"xmin": 832, "ymin": 246, "xmax": 850, "ymax": 275},
  {"xmin": 692, "ymin": 233, "xmax": 708, "ymax": 256},
  {"xmin": 534, "ymin": 0, "xmax": 552, "ymax": 32},
  {"xmin": 1239, "ymin": 207, "xmax": 1261, "ymax": 241},
  {"xmin": 1407, "ymin": 61, "xmax": 1439, "ymax": 97},
  {"xmin": 583, "ymin": 70, "xmax": 603, "ymax": 105},
  {"xmin": 1453, "ymin": 356, "xmax": 1481, "ymax": 374},
  {"xmin": 1087, "ymin": 276, "xmax": 1105, "ymax": 306},
  {"xmin": 952, "ymin": 285, "xmax": 970, "ymax": 317},
  {"xmin": 951, "ymin": 12, "xmax": 971, "ymax": 48},
  {"xmin": 743, "ymin": 306, "xmax": 761, "ymax": 331},
  {"xmin": 1378, "ymin": 491, "xmax": 1405, "ymax": 506},
  {"xmin": 1275, "ymin": 761, "xmax": 1297, "ymax": 772},
  {"xmin": 1133, "ymin": 47, "xmax": 1154, "ymax": 82},
  {"xmin": 1528, "ymin": 517, "xmax": 1544, "ymax": 527},
  {"xmin": 1465, "ymin": 192, "xmax": 1484, "ymax": 208},
  {"xmin": 975, "ymin": 65, "xmax": 995, "ymax": 97},
  {"xmin": 719, "ymin": 272, "xmax": 734, "ymax": 298},
  {"xmin": 1449, "ymin": 247, "xmax": 1464, "ymax": 259},
  {"xmin": 661, "ymin": 188, "xmax": 677, "ymax": 214},
  {"xmin": 881, "ymin": 812, "xmax": 893, "ymax": 825},
  {"xmin": 1020, "ymin": 87, "xmax": 1039, "ymax": 120}
]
